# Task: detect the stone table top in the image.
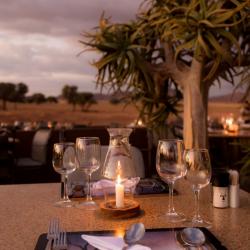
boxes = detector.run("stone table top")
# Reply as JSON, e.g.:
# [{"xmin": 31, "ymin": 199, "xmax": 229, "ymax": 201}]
[{"xmin": 0, "ymin": 180, "xmax": 249, "ymax": 250}]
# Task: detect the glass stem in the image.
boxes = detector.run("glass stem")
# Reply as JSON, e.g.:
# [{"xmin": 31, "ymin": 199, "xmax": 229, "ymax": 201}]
[
  {"xmin": 62, "ymin": 174, "xmax": 69, "ymax": 201},
  {"xmin": 87, "ymin": 173, "xmax": 92, "ymax": 201},
  {"xmin": 61, "ymin": 175, "xmax": 65, "ymax": 199},
  {"xmin": 168, "ymin": 181, "xmax": 175, "ymax": 214},
  {"xmin": 194, "ymin": 189, "xmax": 201, "ymax": 221}
]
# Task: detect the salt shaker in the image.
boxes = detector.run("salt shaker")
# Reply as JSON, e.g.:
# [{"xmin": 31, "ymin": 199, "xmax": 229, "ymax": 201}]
[
  {"xmin": 212, "ymin": 171, "xmax": 229, "ymax": 208},
  {"xmin": 228, "ymin": 170, "xmax": 240, "ymax": 208}
]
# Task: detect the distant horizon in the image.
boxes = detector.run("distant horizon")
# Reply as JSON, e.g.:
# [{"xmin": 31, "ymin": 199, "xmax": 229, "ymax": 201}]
[
  {"xmin": 1, "ymin": 79, "xmax": 245, "ymax": 99},
  {"xmin": 20, "ymin": 87, "xmax": 245, "ymax": 102},
  {"xmin": 0, "ymin": 0, "xmax": 245, "ymax": 99}
]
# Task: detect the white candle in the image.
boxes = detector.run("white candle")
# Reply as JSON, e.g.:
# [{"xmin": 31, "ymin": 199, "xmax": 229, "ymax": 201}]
[{"xmin": 115, "ymin": 174, "xmax": 124, "ymax": 208}]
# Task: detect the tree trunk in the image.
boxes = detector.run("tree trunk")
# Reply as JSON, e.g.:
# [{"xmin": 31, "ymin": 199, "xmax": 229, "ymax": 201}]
[
  {"xmin": 72, "ymin": 103, "xmax": 76, "ymax": 111},
  {"xmin": 2, "ymin": 99, "xmax": 7, "ymax": 110},
  {"xmin": 183, "ymin": 59, "xmax": 208, "ymax": 149}
]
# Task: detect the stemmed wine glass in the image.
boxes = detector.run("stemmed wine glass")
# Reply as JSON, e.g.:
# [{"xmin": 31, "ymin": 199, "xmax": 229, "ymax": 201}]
[
  {"xmin": 184, "ymin": 148, "xmax": 212, "ymax": 227},
  {"xmin": 52, "ymin": 142, "xmax": 76, "ymax": 207},
  {"xmin": 156, "ymin": 139, "xmax": 186, "ymax": 222},
  {"xmin": 75, "ymin": 137, "xmax": 101, "ymax": 209}
]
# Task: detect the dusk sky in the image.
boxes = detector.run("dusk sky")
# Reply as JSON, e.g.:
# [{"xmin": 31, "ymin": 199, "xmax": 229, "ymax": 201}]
[{"xmin": 0, "ymin": 0, "xmax": 239, "ymax": 97}]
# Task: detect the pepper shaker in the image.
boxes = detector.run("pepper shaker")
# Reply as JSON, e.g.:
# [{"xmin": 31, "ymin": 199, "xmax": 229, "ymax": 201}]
[{"xmin": 228, "ymin": 170, "xmax": 240, "ymax": 208}]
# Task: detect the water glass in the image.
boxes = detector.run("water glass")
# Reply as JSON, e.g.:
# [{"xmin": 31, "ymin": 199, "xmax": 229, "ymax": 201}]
[
  {"xmin": 52, "ymin": 142, "xmax": 76, "ymax": 207},
  {"xmin": 75, "ymin": 137, "xmax": 101, "ymax": 209},
  {"xmin": 184, "ymin": 148, "xmax": 212, "ymax": 227},
  {"xmin": 156, "ymin": 139, "xmax": 186, "ymax": 222}
]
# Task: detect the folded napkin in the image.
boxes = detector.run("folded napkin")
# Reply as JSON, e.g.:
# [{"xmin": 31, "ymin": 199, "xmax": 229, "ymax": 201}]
[
  {"xmin": 92, "ymin": 178, "xmax": 140, "ymax": 196},
  {"xmin": 81, "ymin": 234, "xmax": 151, "ymax": 250}
]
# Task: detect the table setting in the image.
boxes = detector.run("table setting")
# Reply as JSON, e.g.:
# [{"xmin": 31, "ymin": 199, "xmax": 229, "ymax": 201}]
[
  {"xmin": 36, "ymin": 220, "xmax": 227, "ymax": 250},
  {"xmin": 1, "ymin": 127, "xmax": 249, "ymax": 250},
  {"xmin": 1, "ymin": 177, "xmax": 249, "ymax": 250},
  {"xmin": 40, "ymin": 128, "xmax": 228, "ymax": 250}
]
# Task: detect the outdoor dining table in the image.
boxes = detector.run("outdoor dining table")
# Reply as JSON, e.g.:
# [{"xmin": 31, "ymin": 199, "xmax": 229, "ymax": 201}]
[{"xmin": 0, "ymin": 180, "xmax": 249, "ymax": 250}]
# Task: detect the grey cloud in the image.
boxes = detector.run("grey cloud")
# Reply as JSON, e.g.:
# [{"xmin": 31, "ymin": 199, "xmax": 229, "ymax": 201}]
[
  {"xmin": 0, "ymin": 0, "xmax": 142, "ymax": 95},
  {"xmin": 0, "ymin": 0, "xmax": 142, "ymax": 37}
]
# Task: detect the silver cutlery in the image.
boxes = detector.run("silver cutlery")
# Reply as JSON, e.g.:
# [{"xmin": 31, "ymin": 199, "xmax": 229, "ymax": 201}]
[
  {"xmin": 45, "ymin": 218, "xmax": 60, "ymax": 250},
  {"xmin": 175, "ymin": 228, "xmax": 213, "ymax": 250},
  {"xmin": 123, "ymin": 223, "xmax": 145, "ymax": 246},
  {"xmin": 53, "ymin": 230, "xmax": 67, "ymax": 250}
]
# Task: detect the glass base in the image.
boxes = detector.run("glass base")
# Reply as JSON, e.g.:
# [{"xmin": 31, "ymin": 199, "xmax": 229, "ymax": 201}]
[
  {"xmin": 185, "ymin": 217, "xmax": 212, "ymax": 228},
  {"xmin": 75, "ymin": 200, "xmax": 99, "ymax": 210},
  {"xmin": 163, "ymin": 211, "xmax": 186, "ymax": 223},
  {"xmin": 54, "ymin": 199, "xmax": 75, "ymax": 208}
]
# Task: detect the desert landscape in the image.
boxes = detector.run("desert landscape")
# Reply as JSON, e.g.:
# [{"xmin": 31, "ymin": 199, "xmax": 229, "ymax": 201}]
[{"xmin": 0, "ymin": 100, "xmax": 243, "ymax": 127}]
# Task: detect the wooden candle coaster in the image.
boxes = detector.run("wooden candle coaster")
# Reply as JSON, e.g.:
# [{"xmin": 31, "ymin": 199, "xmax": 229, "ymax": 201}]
[{"xmin": 100, "ymin": 199, "xmax": 140, "ymax": 219}]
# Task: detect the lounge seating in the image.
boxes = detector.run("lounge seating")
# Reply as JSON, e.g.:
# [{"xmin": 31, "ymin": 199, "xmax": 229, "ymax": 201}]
[
  {"xmin": 13, "ymin": 129, "xmax": 52, "ymax": 183},
  {"xmin": 0, "ymin": 129, "xmax": 14, "ymax": 183}
]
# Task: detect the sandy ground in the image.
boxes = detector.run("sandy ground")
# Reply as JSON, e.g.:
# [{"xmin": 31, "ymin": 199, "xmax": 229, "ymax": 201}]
[{"xmin": 0, "ymin": 100, "xmax": 243, "ymax": 127}]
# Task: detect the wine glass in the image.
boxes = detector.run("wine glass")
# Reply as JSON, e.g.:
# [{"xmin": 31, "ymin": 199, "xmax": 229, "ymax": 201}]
[
  {"xmin": 52, "ymin": 142, "xmax": 76, "ymax": 207},
  {"xmin": 184, "ymin": 148, "xmax": 212, "ymax": 227},
  {"xmin": 75, "ymin": 137, "xmax": 101, "ymax": 209},
  {"xmin": 156, "ymin": 139, "xmax": 186, "ymax": 222}
]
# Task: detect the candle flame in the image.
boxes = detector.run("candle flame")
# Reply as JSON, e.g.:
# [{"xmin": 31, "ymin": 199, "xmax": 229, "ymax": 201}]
[
  {"xmin": 116, "ymin": 160, "xmax": 122, "ymax": 177},
  {"xmin": 226, "ymin": 118, "xmax": 234, "ymax": 126},
  {"xmin": 117, "ymin": 174, "xmax": 121, "ymax": 184}
]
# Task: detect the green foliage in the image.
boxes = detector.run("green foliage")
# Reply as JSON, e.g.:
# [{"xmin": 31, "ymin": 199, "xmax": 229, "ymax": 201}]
[
  {"xmin": 81, "ymin": 13, "xmax": 183, "ymax": 128},
  {"xmin": 110, "ymin": 97, "xmax": 121, "ymax": 105},
  {"xmin": 76, "ymin": 92, "xmax": 96, "ymax": 111},
  {"xmin": 80, "ymin": 0, "xmax": 250, "ymax": 129},
  {"xmin": 26, "ymin": 93, "xmax": 46, "ymax": 104},
  {"xmin": 0, "ymin": 82, "xmax": 29, "ymax": 110},
  {"xmin": 15, "ymin": 83, "xmax": 28, "ymax": 102},
  {"xmin": 61, "ymin": 85, "xmax": 97, "ymax": 111},
  {"xmin": 234, "ymin": 67, "xmax": 250, "ymax": 101},
  {"xmin": 138, "ymin": 0, "xmax": 249, "ymax": 81},
  {"xmin": 62, "ymin": 85, "xmax": 78, "ymax": 110},
  {"xmin": 47, "ymin": 96, "xmax": 58, "ymax": 103},
  {"xmin": 241, "ymin": 145, "xmax": 250, "ymax": 169}
]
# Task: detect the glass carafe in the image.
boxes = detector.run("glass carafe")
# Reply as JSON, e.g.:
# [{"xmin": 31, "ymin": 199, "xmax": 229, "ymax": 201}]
[{"xmin": 102, "ymin": 128, "xmax": 136, "ymax": 180}]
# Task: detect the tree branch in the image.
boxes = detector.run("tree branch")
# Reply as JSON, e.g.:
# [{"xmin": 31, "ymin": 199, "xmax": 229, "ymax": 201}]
[
  {"xmin": 144, "ymin": 42, "xmax": 190, "ymax": 88},
  {"xmin": 163, "ymin": 42, "xmax": 189, "ymax": 87},
  {"xmin": 203, "ymin": 53, "xmax": 250, "ymax": 88}
]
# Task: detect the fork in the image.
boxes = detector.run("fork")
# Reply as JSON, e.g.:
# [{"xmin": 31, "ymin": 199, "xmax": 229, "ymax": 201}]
[
  {"xmin": 45, "ymin": 218, "xmax": 60, "ymax": 250},
  {"xmin": 53, "ymin": 230, "xmax": 67, "ymax": 250}
]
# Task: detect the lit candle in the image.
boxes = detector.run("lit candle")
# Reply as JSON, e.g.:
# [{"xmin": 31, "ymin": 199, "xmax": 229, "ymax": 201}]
[
  {"xmin": 115, "ymin": 162, "xmax": 124, "ymax": 208},
  {"xmin": 228, "ymin": 123, "xmax": 239, "ymax": 132}
]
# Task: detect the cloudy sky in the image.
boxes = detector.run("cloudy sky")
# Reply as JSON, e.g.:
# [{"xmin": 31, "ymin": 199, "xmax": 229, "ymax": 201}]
[{"xmin": 0, "ymin": 0, "xmax": 238, "ymax": 97}]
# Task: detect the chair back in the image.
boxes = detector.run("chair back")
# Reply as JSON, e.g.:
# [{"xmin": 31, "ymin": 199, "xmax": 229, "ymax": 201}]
[{"xmin": 31, "ymin": 129, "xmax": 51, "ymax": 164}]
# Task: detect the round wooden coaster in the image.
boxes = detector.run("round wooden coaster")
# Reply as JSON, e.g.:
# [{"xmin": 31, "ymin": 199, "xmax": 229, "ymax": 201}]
[{"xmin": 100, "ymin": 199, "xmax": 140, "ymax": 219}]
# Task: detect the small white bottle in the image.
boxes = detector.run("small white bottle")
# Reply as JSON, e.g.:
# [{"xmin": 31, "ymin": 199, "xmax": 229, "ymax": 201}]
[
  {"xmin": 228, "ymin": 170, "xmax": 240, "ymax": 208},
  {"xmin": 212, "ymin": 171, "xmax": 229, "ymax": 208}
]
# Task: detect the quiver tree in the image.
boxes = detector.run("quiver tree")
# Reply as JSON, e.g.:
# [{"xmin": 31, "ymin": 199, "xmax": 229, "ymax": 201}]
[{"xmin": 81, "ymin": 0, "xmax": 250, "ymax": 149}]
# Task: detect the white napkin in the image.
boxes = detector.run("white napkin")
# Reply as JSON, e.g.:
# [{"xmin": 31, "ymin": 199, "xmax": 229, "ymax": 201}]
[
  {"xmin": 81, "ymin": 234, "xmax": 151, "ymax": 250},
  {"xmin": 92, "ymin": 178, "xmax": 140, "ymax": 196}
]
